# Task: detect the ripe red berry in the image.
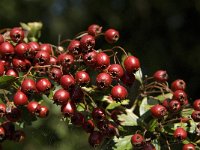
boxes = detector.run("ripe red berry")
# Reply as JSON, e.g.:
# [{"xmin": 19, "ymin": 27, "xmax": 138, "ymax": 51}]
[
  {"xmin": 111, "ymin": 85, "xmax": 128, "ymax": 101},
  {"xmin": 83, "ymin": 50, "xmax": 97, "ymax": 67},
  {"xmin": 40, "ymin": 43, "xmax": 52, "ymax": 54},
  {"xmin": 10, "ymin": 27, "xmax": 24, "ymax": 43},
  {"xmin": 173, "ymin": 127, "xmax": 187, "ymax": 140},
  {"xmin": 49, "ymin": 56, "xmax": 57, "ymax": 65},
  {"xmin": 104, "ymin": 123, "xmax": 117, "ymax": 137},
  {"xmin": 21, "ymin": 78, "xmax": 37, "ymax": 94},
  {"xmin": 143, "ymin": 143, "xmax": 156, "ymax": 150},
  {"xmin": 49, "ymin": 67, "xmax": 63, "ymax": 82},
  {"xmin": 96, "ymin": 72, "xmax": 112, "ymax": 89},
  {"xmin": 80, "ymin": 35, "xmax": 95, "ymax": 52},
  {"xmin": 0, "ymin": 41, "xmax": 15, "ymax": 56},
  {"xmin": 57, "ymin": 53, "xmax": 74, "ymax": 67},
  {"xmin": 0, "ymin": 127, "xmax": 5, "ymax": 141},
  {"xmin": 193, "ymin": 99, "xmax": 200, "ymax": 111},
  {"xmin": 61, "ymin": 101, "xmax": 76, "ymax": 117},
  {"xmin": 96, "ymin": 52, "xmax": 110, "ymax": 70},
  {"xmin": 92, "ymin": 108, "xmax": 106, "ymax": 121},
  {"xmin": 104, "ymin": 29, "xmax": 119, "ymax": 44},
  {"xmin": 88, "ymin": 24, "xmax": 102, "ymax": 36},
  {"xmin": 88, "ymin": 131, "xmax": 103, "ymax": 147},
  {"xmin": 131, "ymin": 133, "xmax": 144, "ymax": 146},
  {"xmin": 0, "ymin": 34, "xmax": 4, "ymax": 44},
  {"xmin": 171, "ymin": 79, "xmax": 186, "ymax": 91},
  {"xmin": 82, "ymin": 119, "xmax": 95, "ymax": 133},
  {"xmin": 70, "ymin": 86, "xmax": 84, "ymax": 103},
  {"xmin": 182, "ymin": 143, "xmax": 195, "ymax": 150},
  {"xmin": 150, "ymin": 104, "xmax": 167, "ymax": 118},
  {"xmin": 169, "ymin": 100, "xmax": 181, "ymax": 113},
  {"xmin": 12, "ymin": 57, "xmax": 26, "ymax": 71},
  {"xmin": 27, "ymin": 101, "xmax": 39, "ymax": 114},
  {"xmin": 35, "ymin": 50, "xmax": 50, "ymax": 65},
  {"xmin": 124, "ymin": 56, "xmax": 140, "ymax": 74},
  {"xmin": 191, "ymin": 110, "xmax": 200, "ymax": 122},
  {"xmin": 67, "ymin": 40, "xmax": 81, "ymax": 55},
  {"xmin": 71, "ymin": 112, "xmax": 85, "ymax": 126},
  {"xmin": 108, "ymin": 64, "xmax": 124, "ymax": 79},
  {"xmin": 14, "ymin": 43, "xmax": 29, "ymax": 58},
  {"xmin": 153, "ymin": 70, "xmax": 168, "ymax": 82},
  {"xmin": 27, "ymin": 41, "xmax": 40, "ymax": 58},
  {"xmin": 53, "ymin": 89, "xmax": 70, "ymax": 105},
  {"xmin": 173, "ymin": 90, "xmax": 188, "ymax": 105},
  {"xmin": 36, "ymin": 78, "xmax": 51, "ymax": 93},
  {"xmin": 37, "ymin": 105, "xmax": 49, "ymax": 118},
  {"xmin": 13, "ymin": 91, "xmax": 28, "ymax": 106},
  {"xmin": 60, "ymin": 74, "xmax": 75, "ymax": 90},
  {"xmin": 0, "ymin": 103, "xmax": 6, "ymax": 117},
  {"xmin": 0, "ymin": 62, "xmax": 5, "ymax": 76},
  {"xmin": 162, "ymin": 98, "xmax": 171, "ymax": 109},
  {"xmin": 6, "ymin": 69, "xmax": 19, "ymax": 77},
  {"xmin": 75, "ymin": 71, "xmax": 90, "ymax": 86}
]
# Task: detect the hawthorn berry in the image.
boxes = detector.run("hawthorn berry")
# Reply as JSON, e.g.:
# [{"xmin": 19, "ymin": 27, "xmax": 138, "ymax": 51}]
[
  {"xmin": 27, "ymin": 101, "xmax": 39, "ymax": 114},
  {"xmin": 71, "ymin": 112, "xmax": 85, "ymax": 126},
  {"xmin": 6, "ymin": 69, "xmax": 19, "ymax": 77},
  {"xmin": 173, "ymin": 127, "xmax": 187, "ymax": 140},
  {"xmin": 88, "ymin": 24, "xmax": 102, "ymax": 36},
  {"xmin": 49, "ymin": 56, "xmax": 57, "ymax": 65},
  {"xmin": 169, "ymin": 100, "xmax": 181, "ymax": 113},
  {"xmin": 153, "ymin": 70, "xmax": 168, "ymax": 82},
  {"xmin": 193, "ymin": 99, "xmax": 200, "ymax": 111},
  {"xmin": 36, "ymin": 78, "xmax": 51, "ymax": 93},
  {"xmin": 150, "ymin": 104, "xmax": 167, "ymax": 118},
  {"xmin": 53, "ymin": 89, "xmax": 70, "ymax": 105},
  {"xmin": 191, "ymin": 110, "xmax": 200, "ymax": 122},
  {"xmin": 83, "ymin": 50, "xmax": 97, "ymax": 67},
  {"xmin": 80, "ymin": 34, "xmax": 95, "ymax": 52},
  {"xmin": 96, "ymin": 72, "xmax": 112, "ymax": 89},
  {"xmin": 60, "ymin": 74, "xmax": 75, "ymax": 90},
  {"xmin": 182, "ymin": 143, "xmax": 195, "ymax": 150},
  {"xmin": 10, "ymin": 27, "xmax": 24, "ymax": 43},
  {"xmin": 0, "ymin": 41, "xmax": 15, "ymax": 56},
  {"xmin": 67, "ymin": 40, "xmax": 81, "ymax": 55},
  {"xmin": 13, "ymin": 91, "xmax": 28, "ymax": 106},
  {"xmin": 95, "ymin": 52, "xmax": 110, "ymax": 70},
  {"xmin": 108, "ymin": 64, "xmax": 124, "ymax": 79},
  {"xmin": 75, "ymin": 71, "xmax": 90, "ymax": 86},
  {"xmin": 173, "ymin": 90, "xmax": 188, "ymax": 105},
  {"xmin": 171, "ymin": 79, "xmax": 186, "ymax": 91},
  {"xmin": 61, "ymin": 101, "xmax": 76, "ymax": 117},
  {"xmin": 37, "ymin": 105, "xmax": 49, "ymax": 118},
  {"xmin": 92, "ymin": 108, "xmax": 106, "ymax": 121},
  {"xmin": 35, "ymin": 50, "xmax": 50, "ymax": 65},
  {"xmin": 104, "ymin": 28, "xmax": 119, "ymax": 44},
  {"xmin": 105, "ymin": 123, "xmax": 117, "ymax": 137},
  {"xmin": 57, "ymin": 53, "xmax": 74, "ymax": 67},
  {"xmin": 49, "ymin": 67, "xmax": 63, "ymax": 82},
  {"xmin": 15, "ymin": 43, "xmax": 30, "ymax": 58},
  {"xmin": 143, "ymin": 143, "xmax": 156, "ymax": 150},
  {"xmin": 21, "ymin": 78, "xmax": 37, "ymax": 94},
  {"xmin": 27, "ymin": 41, "xmax": 40, "ymax": 58},
  {"xmin": 0, "ymin": 62, "xmax": 5, "ymax": 76},
  {"xmin": 111, "ymin": 85, "xmax": 128, "ymax": 101},
  {"xmin": 82, "ymin": 119, "xmax": 95, "ymax": 133},
  {"xmin": 40, "ymin": 43, "xmax": 52, "ymax": 54},
  {"xmin": 0, "ymin": 34, "xmax": 4, "ymax": 44},
  {"xmin": 124, "ymin": 56, "xmax": 140, "ymax": 74},
  {"xmin": 88, "ymin": 131, "xmax": 103, "ymax": 147},
  {"xmin": 12, "ymin": 57, "xmax": 26, "ymax": 71},
  {"xmin": 70, "ymin": 86, "xmax": 84, "ymax": 103},
  {"xmin": 131, "ymin": 133, "xmax": 144, "ymax": 146}
]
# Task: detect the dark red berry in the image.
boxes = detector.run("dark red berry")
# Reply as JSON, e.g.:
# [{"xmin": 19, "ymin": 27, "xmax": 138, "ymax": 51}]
[
  {"xmin": 36, "ymin": 78, "xmax": 51, "ymax": 93},
  {"xmin": 153, "ymin": 70, "xmax": 168, "ymax": 82},
  {"xmin": 0, "ymin": 41, "xmax": 15, "ymax": 56},
  {"xmin": 88, "ymin": 131, "xmax": 103, "ymax": 147},
  {"xmin": 191, "ymin": 110, "xmax": 200, "ymax": 122},
  {"xmin": 124, "ymin": 56, "xmax": 140, "ymax": 74},
  {"xmin": 105, "ymin": 123, "xmax": 117, "ymax": 137},
  {"xmin": 173, "ymin": 127, "xmax": 187, "ymax": 140},
  {"xmin": 80, "ymin": 35, "xmax": 95, "ymax": 52},
  {"xmin": 57, "ymin": 53, "xmax": 74, "ymax": 67},
  {"xmin": 21, "ymin": 78, "xmax": 37, "ymax": 94},
  {"xmin": 49, "ymin": 56, "xmax": 57, "ymax": 65},
  {"xmin": 111, "ymin": 109, "xmax": 123, "ymax": 124},
  {"xmin": 173, "ymin": 90, "xmax": 188, "ymax": 105},
  {"xmin": 96, "ymin": 52, "xmax": 110, "ymax": 70},
  {"xmin": 108, "ymin": 64, "xmax": 124, "ymax": 79},
  {"xmin": 61, "ymin": 101, "xmax": 76, "ymax": 117},
  {"xmin": 27, "ymin": 101, "xmax": 39, "ymax": 114},
  {"xmin": 49, "ymin": 67, "xmax": 63, "ymax": 82},
  {"xmin": 0, "ymin": 127, "xmax": 5, "ymax": 141},
  {"xmin": 169, "ymin": 100, "xmax": 181, "ymax": 113},
  {"xmin": 71, "ymin": 112, "xmax": 85, "ymax": 126},
  {"xmin": 104, "ymin": 29, "xmax": 119, "ymax": 44},
  {"xmin": 96, "ymin": 72, "xmax": 112, "ymax": 89},
  {"xmin": 75, "ymin": 71, "xmax": 90, "ymax": 86},
  {"xmin": 10, "ymin": 27, "xmax": 24, "ymax": 43},
  {"xmin": 27, "ymin": 41, "xmax": 40, "ymax": 58},
  {"xmin": 111, "ymin": 85, "xmax": 128, "ymax": 101},
  {"xmin": 13, "ymin": 91, "xmax": 28, "ymax": 106},
  {"xmin": 193, "ymin": 99, "xmax": 200, "ymax": 111},
  {"xmin": 131, "ymin": 133, "xmax": 144, "ymax": 146},
  {"xmin": 83, "ymin": 50, "xmax": 97, "ymax": 67},
  {"xmin": 88, "ymin": 24, "xmax": 102, "ymax": 36},
  {"xmin": 5, "ymin": 69, "xmax": 18, "ymax": 77},
  {"xmin": 53, "ymin": 89, "xmax": 70, "ymax": 105},
  {"xmin": 162, "ymin": 98, "xmax": 171, "ymax": 109},
  {"xmin": 60, "ymin": 75, "xmax": 75, "ymax": 90},
  {"xmin": 143, "ymin": 143, "xmax": 156, "ymax": 150},
  {"xmin": 6, "ymin": 107, "xmax": 21, "ymax": 122},
  {"xmin": 15, "ymin": 43, "xmax": 30, "ymax": 58},
  {"xmin": 12, "ymin": 57, "xmax": 26, "ymax": 71},
  {"xmin": 37, "ymin": 105, "xmax": 49, "ymax": 118},
  {"xmin": 40, "ymin": 43, "xmax": 52, "ymax": 54},
  {"xmin": 0, "ymin": 34, "xmax": 4, "ymax": 44},
  {"xmin": 171, "ymin": 79, "xmax": 186, "ymax": 91},
  {"xmin": 150, "ymin": 104, "xmax": 167, "ymax": 118},
  {"xmin": 35, "ymin": 50, "xmax": 50, "ymax": 65},
  {"xmin": 182, "ymin": 143, "xmax": 195, "ymax": 150},
  {"xmin": 82, "ymin": 119, "xmax": 95, "ymax": 133},
  {"xmin": 0, "ymin": 103, "xmax": 6, "ymax": 117},
  {"xmin": 0, "ymin": 62, "xmax": 5, "ymax": 76},
  {"xmin": 70, "ymin": 86, "xmax": 84, "ymax": 103},
  {"xmin": 122, "ymin": 71, "xmax": 135, "ymax": 86},
  {"xmin": 92, "ymin": 108, "xmax": 106, "ymax": 121},
  {"xmin": 67, "ymin": 40, "xmax": 81, "ymax": 55}
]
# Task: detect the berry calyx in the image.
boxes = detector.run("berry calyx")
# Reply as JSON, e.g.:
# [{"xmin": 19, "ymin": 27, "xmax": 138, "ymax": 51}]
[
  {"xmin": 111, "ymin": 85, "xmax": 128, "ymax": 102},
  {"xmin": 96, "ymin": 72, "xmax": 112, "ymax": 89},
  {"xmin": 131, "ymin": 133, "xmax": 144, "ymax": 146},
  {"xmin": 182, "ymin": 143, "xmax": 195, "ymax": 150},
  {"xmin": 153, "ymin": 70, "xmax": 168, "ymax": 82},
  {"xmin": 171, "ymin": 79, "xmax": 186, "ymax": 91},
  {"xmin": 108, "ymin": 64, "xmax": 124, "ymax": 79},
  {"xmin": 173, "ymin": 127, "xmax": 187, "ymax": 140},
  {"xmin": 10, "ymin": 27, "xmax": 24, "ymax": 43},
  {"xmin": 88, "ymin": 24, "xmax": 102, "ymax": 36}
]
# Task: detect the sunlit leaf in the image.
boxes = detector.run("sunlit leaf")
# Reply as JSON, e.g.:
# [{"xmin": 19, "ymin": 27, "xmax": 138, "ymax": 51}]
[
  {"xmin": 113, "ymin": 135, "xmax": 132, "ymax": 150},
  {"xmin": 118, "ymin": 109, "xmax": 138, "ymax": 126},
  {"xmin": 155, "ymin": 93, "xmax": 173, "ymax": 102}
]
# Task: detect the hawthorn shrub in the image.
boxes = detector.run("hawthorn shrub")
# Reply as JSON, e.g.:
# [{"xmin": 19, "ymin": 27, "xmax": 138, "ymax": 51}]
[{"xmin": 0, "ymin": 22, "xmax": 199, "ymax": 150}]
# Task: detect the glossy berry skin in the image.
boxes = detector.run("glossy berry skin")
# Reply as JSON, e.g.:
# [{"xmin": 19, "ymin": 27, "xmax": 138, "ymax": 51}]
[
  {"xmin": 173, "ymin": 90, "xmax": 188, "ymax": 105},
  {"xmin": 0, "ymin": 41, "xmax": 15, "ymax": 56},
  {"xmin": 0, "ymin": 34, "xmax": 4, "ymax": 44},
  {"xmin": 88, "ymin": 131, "xmax": 103, "ymax": 147},
  {"xmin": 40, "ymin": 43, "xmax": 52, "ymax": 54},
  {"xmin": 80, "ymin": 35, "xmax": 95, "ymax": 52},
  {"xmin": 6, "ymin": 69, "xmax": 19, "ymax": 77},
  {"xmin": 191, "ymin": 110, "xmax": 200, "ymax": 122},
  {"xmin": 12, "ymin": 57, "xmax": 26, "ymax": 71},
  {"xmin": 57, "ymin": 53, "xmax": 74, "ymax": 67},
  {"xmin": 0, "ymin": 103, "xmax": 6, "ymax": 117},
  {"xmin": 49, "ymin": 67, "xmax": 63, "ymax": 82},
  {"xmin": 61, "ymin": 101, "xmax": 76, "ymax": 117},
  {"xmin": 15, "ymin": 43, "xmax": 30, "ymax": 58},
  {"xmin": 27, "ymin": 101, "xmax": 39, "ymax": 114},
  {"xmin": 153, "ymin": 70, "xmax": 168, "ymax": 82},
  {"xmin": 10, "ymin": 27, "xmax": 24, "ymax": 43},
  {"xmin": 83, "ymin": 50, "xmax": 97, "ymax": 67},
  {"xmin": 108, "ymin": 64, "xmax": 124, "ymax": 79},
  {"xmin": 96, "ymin": 72, "xmax": 112, "ymax": 89},
  {"xmin": 35, "ymin": 50, "xmax": 50, "ymax": 65},
  {"xmin": 92, "ymin": 108, "xmax": 106, "ymax": 121},
  {"xmin": 75, "ymin": 71, "xmax": 90, "ymax": 86},
  {"xmin": 60, "ymin": 75, "xmax": 75, "ymax": 90},
  {"xmin": 124, "ymin": 56, "xmax": 140, "ymax": 74},
  {"xmin": 169, "ymin": 100, "xmax": 181, "ymax": 113},
  {"xmin": 105, "ymin": 123, "xmax": 117, "ymax": 137},
  {"xmin": 111, "ymin": 85, "xmax": 128, "ymax": 101},
  {"xmin": 13, "ymin": 91, "xmax": 28, "ymax": 106},
  {"xmin": 0, "ymin": 127, "xmax": 5, "ymax": 141},
  {"xmin": 21, "ymin": 78, "xmax": 37, "ymax": 94},
  {"xmin": 193, "ymin": 99, "xmax": 200, "ymax": 111},
  {"xmin": 82, "ymin": 119, "xmax": 95, "ymax": 133},
  {"xmin": 67, "ymin": 40, "xmax": 81, "ymax": 55},
  {"xmin": 173, "ymin": 127, "xmax": 187, "ymax": 140},
  {"xmin": 0, "ymin": 62, "xmax": 4, "ymax": 76},
  {"xmin": 162, "ymin": 98, "xmax": 170, "ymax": 110},
  {"xmin": 95, "ymin": 52, "xmax": 110, "ymax": 70},
  {"xmin": 53, "ymin": 89, "xmax": 70, "ymax": 105},
  {"xmin": 36, "ymin": 78, "xmax": 51, "ymax": 93},
  {"xmin": 49, "ymin": 56, "xmax": 57, "ymax": 65},
  {"xmin": 150, "ymin": 104, "xmax": 167, "ymax": 118},
  {"xmin": 37, "ymin": 105, "xmax": 49, "ymax": 118},
  {"xmin": 131, "ymin": 134, "xmax": 144, "ymax": 146},
  {"xmin": 27, "ymin": 41, "xmax": 40, "ymax": 58},
  {"xmin": 6, "ymin": 107, "xmax": 21, "ymax": 122},
  {"xmin": 171, "ymin": 79, "xmax": 186, "ymax": 91},
  {"xmin": 88, "ymin": 24, "xmax": 102, "ymax": 36},
  {"xmin": 71, "ymin": 112, "xmax": 85, "ymax": 126},
  {"xmin": 182, "ymin": 143, "xmax": 195, "ymax": 150},
  {"xmin": 104, "ymin": 29, "xmax": 119, "ymax": 44}
]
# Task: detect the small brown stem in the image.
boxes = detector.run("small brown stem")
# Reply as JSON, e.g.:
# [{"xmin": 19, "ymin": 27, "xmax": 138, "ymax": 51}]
[{"xmin": 112, "ymin": 46, "xmax": 128, "ymax": 56}]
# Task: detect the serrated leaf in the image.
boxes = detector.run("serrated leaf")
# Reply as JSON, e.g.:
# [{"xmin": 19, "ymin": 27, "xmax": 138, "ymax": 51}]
[
  {"xmin": 118, "ymin": 109, "xmax": 138, "ymax": 126},
  {"xmin": 181, "ymin": 108, "xmax": 193, "ymax": 118},
  {"xmin": 155, "ymin": 93, "xmax": 173, "ymax": 102},
  {"xmin": 113, "ymin": 135, "xmax": 132, "ymax": 150},
  {"xmin": 0, "ymin": 76, "xmax": 16, "ymax": 88},
  {"xmin": 106, "ymin": 99, "xmax": 129, "ymax": 110}
]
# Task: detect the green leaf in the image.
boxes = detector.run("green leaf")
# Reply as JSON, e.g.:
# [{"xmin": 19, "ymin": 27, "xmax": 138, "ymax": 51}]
[
  {"xmin": 0, "ymin": 76, "xmax": 16, "ymax": 88},
  {"xmin": 76, "ymin": 103, "xmax": 85, "ymax": 112},
  {"xmin": 20, "ymin": 22, "xmax": 31, "ymax": 31},
  {"xmin": 135, "ymin": 68, "xmax": 143, "ymax": 84},
  {"xmin": 155, "ymin": 93, "xmax": 173, "ymax": 102},
  {"xmin": 113, "ymin": 135, "xmax": 132, "ymax": 150},
  {"xmin": 152, "ymin": 139, "xmax": 161, "ymax": 150},
  {"xmin": 106, "ymin": 99, "xmax": 129, "ymax": 110},
  {"xmin": 181, "ymin": 108, "xmax": 193, "ymax": 118},
  {"xmin": 118, "ymin": 109, "xmax": 138, "ymax": 126}
]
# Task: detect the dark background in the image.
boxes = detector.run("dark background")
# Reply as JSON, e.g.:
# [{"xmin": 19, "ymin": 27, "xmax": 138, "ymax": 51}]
[{"xmin": 0, "ymin": 0, "xmax": 200, "ymax": 149}]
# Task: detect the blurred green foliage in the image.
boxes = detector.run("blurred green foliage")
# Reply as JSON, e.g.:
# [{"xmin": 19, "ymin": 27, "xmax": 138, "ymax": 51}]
[{"xmin": 0, "ymin": 0, "xmax": 200, "ymax": 149}]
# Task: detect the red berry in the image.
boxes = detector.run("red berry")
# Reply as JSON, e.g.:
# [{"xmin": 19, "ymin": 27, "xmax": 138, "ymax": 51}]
[
  {"xmin": 12, "ymin": 57, "xmax": 26, "ymax": 71},
  {"xmin": 193, "ymin": 99, "xmax": 200, "ymax": 111},
  {"xmin": 40, "ymin": 43, "xmax": 52, "ymax": 54},
  {"xmin": 0, "ymin": 62, "xmax": 5, "ymax": 76},
  {"xmin": 96, "ymin": 52, "xmax": 110, "ymax": 70},
  {"xmin": 0, "ymin": 103, "xmax": 6, "ymax": 117},
  {"xmin": 37, "ymin": 105, "xmax": 49, "ymax": 118},
  {"xmin": 60, "ymin": 75, "xmax": 75, "ymax": 90},
  {"xmin": 92, "ymin": 108, "xmax": 106, "ymax": 121},
  {"xmin": 15, "ymin": 43, "xmax": 30, "ymax": 58},
  {"xmin": 153, "ymin": 70, "xmax": 168, "ymax": 82},
  {"xmin": 191, "ymin": 110, "xmax": 200, "ymax": 122},
  {"xmin": 70, "ymin": 86, "xmax": 84, "ymax": 103},
  {"xmin": 104, "ymin": 123, "xmax": 117, "ymax": 137},
  {"xmin": 49, "ymin": 67, "xmax": 63, "ymax": 82},
  {"xmin": 82, "ymin": 119, "xmax": 95, "ymax": 133},
  {"xmin": 0, "ymin": 127, "xmax": 5, "ymax": 141},
  {"xmin": 0, "ymin": 34, "xmax": 4, "ymax": 44},
  {"xmin": 67, "ymin": 40, "xmax": 81, "ymax": 55},
  {"xmin": 0, "ymin": 41, "xmax": 15, "ymax": 56},
  {"xmin": 27, "ymin": 41, "xmax": 40, "ymax": 58},
  {"xmin": 10, "ymin": 27, "xmax": 24, "ymax": 43},
  {"xmin": 162, "ymin": 98, "xmax": 171, "ymax": 109},
  {"xmin": 171, "ymin": 79, "xmax": 186, "ymax": 91},
  {"xmin": 71, "ymin": 112, "xmax": 85, "ymax": 126},
  {"xmin": 61, "ymin": 101, "xmax": 76, "ymax": 117},
  {"xmin": 6, "ymin": 107, "xmax": 21, "ymax": 122},
  {"xmin": 49, "ymin": 56, "xmax": 57, "ymax": 65},
  {"xmin": 111, "ymin": 85, "xmax": 128, "ymax": 101},
  {"xmin": 150, "ymin": 104, "xmax": 167, "ymax": 118},
  {"xmin": 96, "ymin": 72, "xmax": 112, "ymax": 89},
  {"xmin": 169, "ymin": 100, "xmax": 181, "ymax": 113},
  {"xmin": 27, "ymin": 101, "xmax": 39, "ymax": 114},
  {"xmin": 57, "ymin": 53, "xmax": 74, "ymax": 67},
  {"xmin": 131, "ymin": 133, "xmax": 144, "ymax": 146},
  {"xmin": 75, "ymin": 71, "xmax": 90, "ymax": 86},
  {"xmin": 35, "ymin": 50, "xmax": 50, "ymax": 65},
  {"xmin": 88, "ymin": 24, "xmax": 102, "ymax": 36},
  {"xmin": 143, "ymin": 143, "xmax": 156, "ymax": 150},
  {"xmin": 21, "ymin": 78, "xmax": 37, "ymax": 94},
  {"xmin": 104, "ymin": 29, "xmax": 119, "ymax": 44},
  {"xmin": 173, "ymin": 90, "xmax": 188, "ymax": 105},
  {"xmin": 36, "ymin": 78, "xmax": 51, "ymax": 93},
  {"xmin": 88, "ymin": 131, "xmax": 103, "ymax": 147},
  {"xmin": 83, "ymin": 50, "xmax": 97, "ymax": 67},
  {"xmin": 182, "ymin": 143, "xmax": 195, "ymax": 150},
  {"xmin": 80, "ymin": 35, "xmax": 95, "ymax": 52},
  {"xmin": 108, "ymin": 64, "xmax": 124, "ymax": 79},
  {"xmin": 53, "ymin": 89, "xmax": 70, "ymax": 105},
  {"xmin": 13, "ymin": 91, "xmax": 28, "ymax": 106},
  {"xmin": 6, "ymin": 69, "xmax": 19, "ymax": 77},
  {"xmin": 173, "ymin": 127, "xmax": 187, "ymax": 140},
  {"xmin": 124, "ymin": 56, "xmax": 140, "ymax": 74}
]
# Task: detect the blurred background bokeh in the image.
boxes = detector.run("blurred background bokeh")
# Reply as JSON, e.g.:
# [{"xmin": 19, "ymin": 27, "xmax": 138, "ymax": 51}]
[{"xmin": 0, "ymin": 0, "xmax": 200, "ymax": 149}]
